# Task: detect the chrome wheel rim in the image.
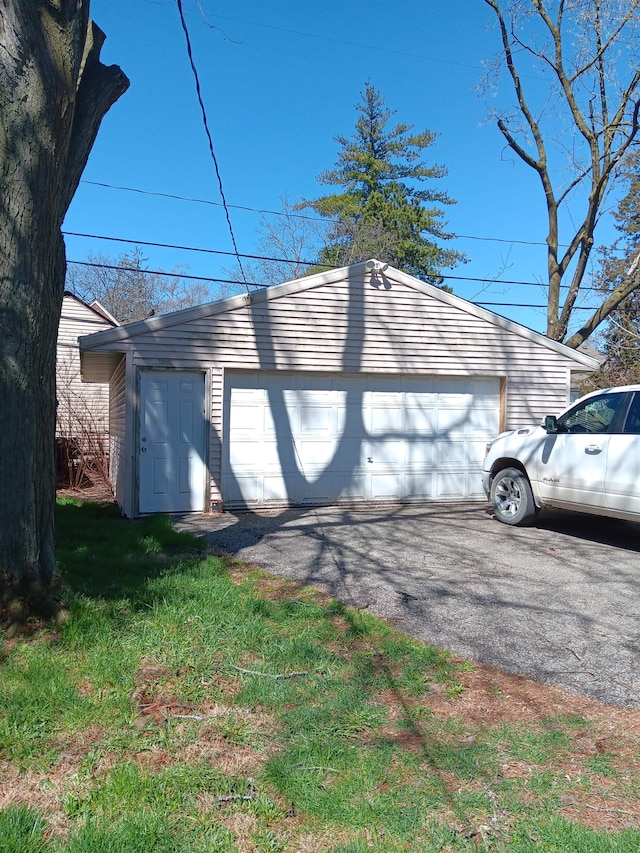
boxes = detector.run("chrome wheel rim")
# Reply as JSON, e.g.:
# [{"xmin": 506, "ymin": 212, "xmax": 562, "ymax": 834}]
[{"xmin": 494, "ymin": 476, "xmax": 522, "ymax": 517}]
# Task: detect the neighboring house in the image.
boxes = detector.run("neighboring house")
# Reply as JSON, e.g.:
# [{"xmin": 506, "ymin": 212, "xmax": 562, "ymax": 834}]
[
  {"xmin": 570, "ymin": 341, "xmax": 607, "ymax": 401},
  {"xmin": 78, "ymin": 261, "xmax": 599, "ymax": 517},
  {"xmin": 57, "ymin": 292, "xmax": 119, "ymax": 485}
]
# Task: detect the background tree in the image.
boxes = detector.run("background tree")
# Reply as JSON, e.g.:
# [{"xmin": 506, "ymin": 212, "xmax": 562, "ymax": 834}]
[
  {"xmin": 67, "ymin": 248, "xmax": 211, "ymax": 323},
  {"xmin": 220, "ymin": 196, "xmax": 328, "ymax": 293},
  {"xmin": 483, "ymin": 0, "xmax": 640, "ymax": 347},
  {"xmin": 0, "ymin": 2, "xmax": 128, "ymax": 618},
  {"xmin": 300, "ymin": 84, "xmax": 466, "ymax": 285},
  {"xmin": 581, "ymin": 150, "xmax": 640, "ymax": 390}
]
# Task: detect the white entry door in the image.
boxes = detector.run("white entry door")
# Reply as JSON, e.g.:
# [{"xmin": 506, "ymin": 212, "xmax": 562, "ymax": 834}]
[
  {"xmin": 139, "ymin": 371, "xmax": 206, "ymax": 513},
  {"xmin": 222, "ymin": 371, "xmax": 500, "ymax": 508}
]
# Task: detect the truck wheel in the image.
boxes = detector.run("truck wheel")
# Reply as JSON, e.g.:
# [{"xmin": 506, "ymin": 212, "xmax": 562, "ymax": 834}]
[{"xmin": 490, "ymin": 467, "xmax": 537, "ymax": 526}]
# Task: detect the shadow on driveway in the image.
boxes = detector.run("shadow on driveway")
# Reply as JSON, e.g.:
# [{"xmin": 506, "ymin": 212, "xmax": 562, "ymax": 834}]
[{"xmin": 174, "ymin": 502, "xmax": 640, "ymax": 707}]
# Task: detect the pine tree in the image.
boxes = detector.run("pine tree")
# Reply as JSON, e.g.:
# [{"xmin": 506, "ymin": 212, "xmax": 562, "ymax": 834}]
[{"xmin": 302, "ymin": 84, "xmax": 465, "ymax": 284}]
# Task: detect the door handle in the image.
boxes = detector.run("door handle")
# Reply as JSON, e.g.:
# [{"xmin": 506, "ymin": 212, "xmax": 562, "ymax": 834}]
[
  {"xmin": 585, "ymin": 444, "xmax": 602, "ymax": 454},
  {"xmin": 141, "ymin": 447, "xmax": 147, "ymax": 453}
]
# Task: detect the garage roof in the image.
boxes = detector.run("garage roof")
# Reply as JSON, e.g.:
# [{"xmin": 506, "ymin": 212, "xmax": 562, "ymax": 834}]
[{"xmin": 79, "ymin": 260, "xmax": 601, "ymax": 381}]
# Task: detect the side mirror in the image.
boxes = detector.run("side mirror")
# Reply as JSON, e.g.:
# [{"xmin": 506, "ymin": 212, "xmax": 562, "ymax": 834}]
[{"xmin": 544, "ymin": 415, "xmax": 558, "ymax": 434}]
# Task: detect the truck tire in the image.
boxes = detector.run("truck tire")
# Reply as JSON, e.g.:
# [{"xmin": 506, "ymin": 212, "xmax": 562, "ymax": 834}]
[{"xmin": 490, "ymin": 467, "xmax": 537, "ymax": 526}]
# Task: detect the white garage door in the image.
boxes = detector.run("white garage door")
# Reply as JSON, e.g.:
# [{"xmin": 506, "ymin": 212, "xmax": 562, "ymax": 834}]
[{"xmin": 222, "ymin": 371, "xmax": 501, "ymax": 508}]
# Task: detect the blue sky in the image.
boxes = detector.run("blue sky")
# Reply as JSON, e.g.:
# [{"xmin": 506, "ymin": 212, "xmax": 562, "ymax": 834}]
[{"xmin": 63, "ymin": 0, "xmax": 622, "ymax": 334}]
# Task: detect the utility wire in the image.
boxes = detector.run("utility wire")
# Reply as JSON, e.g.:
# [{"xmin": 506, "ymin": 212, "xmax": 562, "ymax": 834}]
[
  {"xmin": 66, "ymin": 260, "xmax": 598, "ymax": 311},
  {"xmin": 79, "ymin": 178, "xmax": 572, "ymax": 248},
  {"xmin": 175, "ymin": 0, "xmax": 248, "ymax": 289},
  {"xmin": 64, "ymin": 229, "xmax": 605, "ymax": 292},
  {"xmin": 80, "ymin": 180, "xmax": 325, "ymax": 223},
  {"xmin": 63, "ymin": 230, "xmax": 330, "ymax": 269},
  {"xmin": 69, "ymin": 260, "xmax": 264, "ymax": 287}
]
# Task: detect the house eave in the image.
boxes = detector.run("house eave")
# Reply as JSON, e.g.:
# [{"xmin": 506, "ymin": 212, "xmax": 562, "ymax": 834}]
[{"xmin": 80, "ymin": 350, "xmax": 124, "ymax": 383}]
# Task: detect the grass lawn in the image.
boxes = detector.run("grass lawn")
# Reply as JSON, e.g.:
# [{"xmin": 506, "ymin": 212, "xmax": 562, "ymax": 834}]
[{"xmin": 1, "ymin": 498, "xmax": 640, "ymax": 851}]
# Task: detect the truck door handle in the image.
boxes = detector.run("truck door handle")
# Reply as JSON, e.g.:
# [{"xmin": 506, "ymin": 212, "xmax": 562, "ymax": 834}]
[{"xmin": 585, "ymin": 444, "xmax": 602, "ymax": 454}]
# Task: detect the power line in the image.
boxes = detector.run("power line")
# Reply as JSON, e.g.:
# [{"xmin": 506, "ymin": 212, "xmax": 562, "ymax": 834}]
[
  {"xmin": 66, "ymin": 260, "xmax": 598, "ymax": 311},
  {"xmin": 175, "ymin": 0, "xmax": 248, "ymax": 288},
  {"xmin": 79, "ymin": 178, "xmax": 562, "ymax": 247},
  {"xmin": 64, "ymin": 228, "xmax": 605, "ymax": 292},
  {"xmin": 68, "ymin": 260, "xmax": 265, "ymax": 288},
  {"xmin": 63, "ymin": 229, "xmax": 329, "ymax": 268},
  {"xmin": 141, "ymin": 0, "xmax": 485, "ymax": 73},
  {"xmin": 78, "ymin": 180, "xmax": 334, "ymax": 224}
]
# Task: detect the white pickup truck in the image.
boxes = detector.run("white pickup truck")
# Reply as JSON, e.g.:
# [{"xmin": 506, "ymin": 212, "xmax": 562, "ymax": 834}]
[{"xmin": 482, "ymin": 385, "xmax": 640, "ymax": 525}]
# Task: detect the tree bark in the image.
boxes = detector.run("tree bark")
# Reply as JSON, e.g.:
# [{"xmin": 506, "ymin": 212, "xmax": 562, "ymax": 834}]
[{"xmin": 0, "ymin": 2, "xmax": 128, "ymax": 618}]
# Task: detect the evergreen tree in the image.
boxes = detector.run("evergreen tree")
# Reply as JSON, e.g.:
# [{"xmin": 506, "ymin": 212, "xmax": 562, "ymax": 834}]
[{"xmin": 301, "ymin": 84, "xmax": 465, "ymax": 284}]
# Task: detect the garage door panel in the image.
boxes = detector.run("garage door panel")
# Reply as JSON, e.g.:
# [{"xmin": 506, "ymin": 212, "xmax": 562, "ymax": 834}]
[
  {"xmin": 296, "ymin": 438, "xmax": 341, "ymax": 467},
  {"xmin": 404, "ymin": 406, "xmax": 437, "ymax": 434},
  {"xmin": 339, "ymin": 408, "xmax": 368, "ymax": 437},
  {"xmin": 407, "ymin": 441, "xmax": 435, "ymax": 466},
  {"xmin": 437, "ymin": 378, "xmax": 468, "ymax": 396},
  {"xmin": 371, "ymin": 473, "xmax": 402, "ymax": 500},
  {"xmin": 300, "ymin": 405, "xmax": 337, "ymax": 433},
  {"xmin": 468, "ymin": 439, "xmax": 491, "ymax": 465},
  {"xmin": 339, "ymin": 376, "xmax": 365, "ymax": 393},
  {"xmin": 437, "ymin": 407, "xmax": 471, "ymax": 436},
  {"xmin": 223, "ymin": 476, "xmax": 259, "ymax": 504},
  {"xmin": 263, "ymin": 475, "xmax": 288, "ymax": 502},
  {"xmin": 404, "ymin": 473, "xmax": 434, "ymax": 499},
  {"xmin": 228, "ymin": 404, "xmax": 261, "ymax": 434},
  {"xmin": 366, "ymin": 375, "xmax": 404, "ymax": 394},
  {"xmin": 467, "ymin": 476, "xmax": 486, "ymax": 498},
  {"xmin": 296, "ymin": 374, "xmax": 334, "ymax": 392},
  {"xmin": 229, "ymin": 440, "xmax": 282, "ymax": 470},
  {"xmin": 436, "ymin": 440, "xmax": 467, "ymax": 465},
  {"xmin": 223, "ymin": 371, "xmax": 500, "ymax": 507},
  {"xmin": 229, "ymin": 371, "xmax": 264, "ymax": 389},
  {"xmin": 467, "ymin": 407, "xmax": 500, "ymax": 433},
  {"xmin": 302, "ymin": 473, "xmax": 353, "ymax": 503},
  {"xmin": 403, "ymin": 377, "xmax": 435, "ymax": 394},
  {"xmin": 370, "ymin": 406, "xmax": 403, "ymax": 434},
  {"xmin": 404, "ymin": 392, "xmax": 438, "ymax": 409},
  {"xmin": 336, "ymin": 474, "xmax": 368, "ymax": 502},
  {"xmin": 369, "ymin": 438, "xmax": 406, "ymax": 466},
  {"xmin": 472, "ymin": 379, "xmax": 502, "ymax": 399},
  {"xmin": 436, "ymin": 472, "xmax": 468, "ymax": 498}
]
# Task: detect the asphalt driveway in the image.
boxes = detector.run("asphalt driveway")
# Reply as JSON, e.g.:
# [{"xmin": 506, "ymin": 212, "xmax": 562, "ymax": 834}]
[{"xmin": 174, "ymin": 503, "xmax": 640, "ymax": 707}]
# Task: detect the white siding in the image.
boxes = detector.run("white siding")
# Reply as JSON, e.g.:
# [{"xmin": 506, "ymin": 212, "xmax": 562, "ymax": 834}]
[
  {"xmin": 57, "ymin": 294, "xmax": 114, "ymax": 441},
  {"xmin": 109, "ymin": 356, "xmax": 127, "ymax": 507},
  {"xmin": 82, "ymin": 265, "xmax": 595, "ymax": 513}
]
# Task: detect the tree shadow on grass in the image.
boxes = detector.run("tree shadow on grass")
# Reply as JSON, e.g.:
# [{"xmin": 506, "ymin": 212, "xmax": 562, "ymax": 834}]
[{"xmin": 55, "ymin": 499, "xmax": 207, "ymax": 603}]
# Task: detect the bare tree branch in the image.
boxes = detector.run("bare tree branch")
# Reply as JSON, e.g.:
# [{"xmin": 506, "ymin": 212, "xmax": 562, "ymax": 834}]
[{"xmin": 483, "ymin": 0, "xmax": 640, "ymax": 343}]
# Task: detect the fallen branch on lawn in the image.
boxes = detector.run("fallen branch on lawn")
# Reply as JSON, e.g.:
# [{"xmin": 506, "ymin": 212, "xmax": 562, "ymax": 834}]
[
  {"xmin": 216, "ymin": 794, "xmax": 256, "ymax": 805},
  {"xmin": 231, "ymin": 665, "xmax": 311, "ymax": 679}
]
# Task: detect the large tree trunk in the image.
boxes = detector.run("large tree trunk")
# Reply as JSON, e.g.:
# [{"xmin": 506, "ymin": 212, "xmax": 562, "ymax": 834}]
[{"xmin": 0, "ymin": 2, "xmax": 128, "ymax": 619}]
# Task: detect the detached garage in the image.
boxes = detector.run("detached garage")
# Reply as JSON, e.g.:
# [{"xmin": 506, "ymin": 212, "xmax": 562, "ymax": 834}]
[{"xmin": 79, "ymin": 261, "xmax": 599, "ymax": 517}]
